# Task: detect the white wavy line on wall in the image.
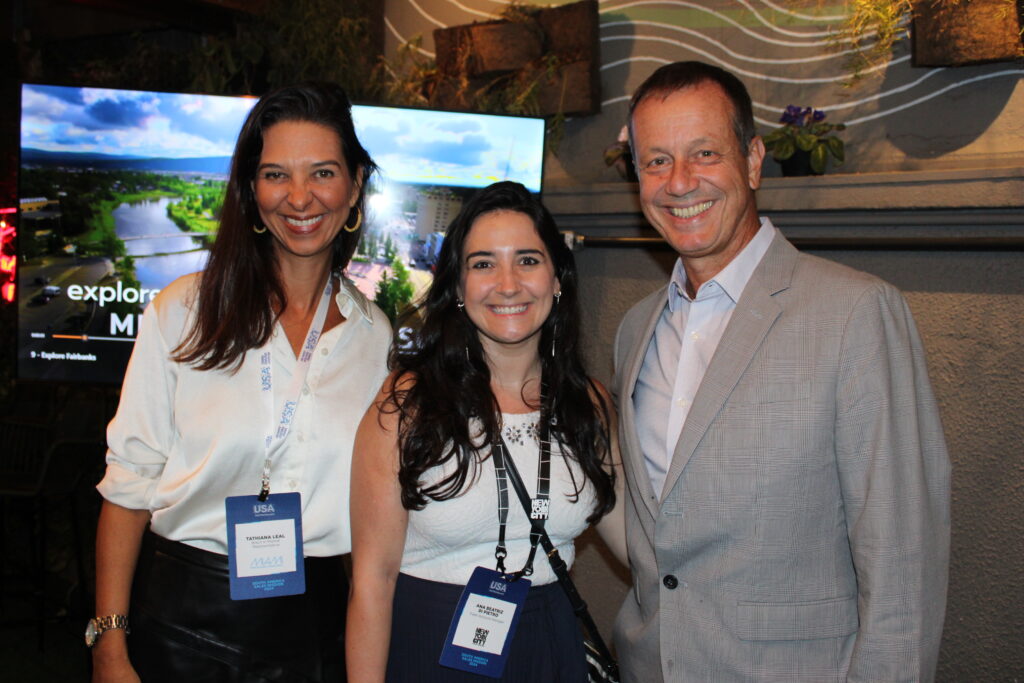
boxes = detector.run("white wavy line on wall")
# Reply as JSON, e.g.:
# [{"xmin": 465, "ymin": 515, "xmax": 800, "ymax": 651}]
[
  {"xmin": 384, "ymin": 16, "xmax": 436, "ymax": 57},
  {"xmin": 598, "ymin": 41, "xmax": 906, "ymax": 83},
  {"xmin": 600, "ymin": 53, "xmax": 927, "ymax": 108},
  {"xmin": 841, "ymin": 69, "xmax": 1024, "ymax": 125},
  {"xmin": 754, "ymin": 66, "xmax": 1016, "ymax": 119},
  {"xmin": 602, "ymin": 94, "xmax": 633, "ymax": 107},
  {"xmin": 602, "ymin": 21, "xmax": 866, "ymax": 63},
  {"xmin": 408, "ymin": 0, "xmax": 447, "ymax": 28},
  {"xmin": 751, "ymin": 67, "xmax": 949, "ymax": 117},
  {"xmin": 441, "ymin": 0, "xmax": 500, "ymax": 19},
  {"xmin": 756, "ymin": 0, "xmax": 846, "ymax": 22},
  {"xmin": 599, "ymin": 0, "xmax": 838, "ymax": 42},
  {"xmin": 733, "ymin": 0, "xmax": 839, "ymax": 38},
  {"xmin": 605, "ymin": 67, "xmax": 1023, "ymax": 127}
]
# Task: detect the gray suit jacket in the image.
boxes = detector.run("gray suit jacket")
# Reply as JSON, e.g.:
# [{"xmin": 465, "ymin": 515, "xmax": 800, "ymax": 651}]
[{"xmin": 612, "ymin": 233, "xmax": 951, "ymax": 682}]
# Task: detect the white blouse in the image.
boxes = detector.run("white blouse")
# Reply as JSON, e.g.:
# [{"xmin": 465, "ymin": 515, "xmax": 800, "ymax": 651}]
[
  {"xmin": 401, "ymin": 412, "xmax": 598, "ymax": 586},
  {"xmin": 98, "ymin": 272, "xmax": 391, "ymax": 557}
]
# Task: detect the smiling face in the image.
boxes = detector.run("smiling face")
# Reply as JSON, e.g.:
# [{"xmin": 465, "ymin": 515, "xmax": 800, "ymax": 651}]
[
  {"xmin": 459, "ymin": 209, "xmax": 560, "ymax": 357},
  {"xmin": 631, "ymin": 82, "xmax": 765, "ymax": 289},
  {"xmin": 253, "ymin": 120, "xmax": 361, "ymax": 270}
]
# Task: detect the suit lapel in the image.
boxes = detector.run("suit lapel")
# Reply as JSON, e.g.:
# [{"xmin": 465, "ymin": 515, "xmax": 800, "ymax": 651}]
[
  {"xmin": 660, "ymin": 234, "xmax": 798, "ymax": 499},
  {"xmin": 619, "ymin": 288, "xmax": 667, "ymax": 521}
]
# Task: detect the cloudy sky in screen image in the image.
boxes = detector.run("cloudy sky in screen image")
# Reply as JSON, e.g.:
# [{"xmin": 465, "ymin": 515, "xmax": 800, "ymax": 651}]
[
  {"xmin": 21, "ymin": 84, "xmax": 257, "ymax": 159},
  {"xmin": 21, "ymin": 84, "xmax": 545, "ymax": 192},
  {"xmin": 353, "ymin": 105, "xmax": 544, "ymax": 192}
]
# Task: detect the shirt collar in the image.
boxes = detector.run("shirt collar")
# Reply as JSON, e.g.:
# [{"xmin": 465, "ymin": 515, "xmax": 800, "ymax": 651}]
[
  {"xmin": 335, "ymin": 274, "xmax": 376, "ymax": 324},
  {"xmin": 667, "ymin": 217, "xmax": 777, "ymax": 312}
]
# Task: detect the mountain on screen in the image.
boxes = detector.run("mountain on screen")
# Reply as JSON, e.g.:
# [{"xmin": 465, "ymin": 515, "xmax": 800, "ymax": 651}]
[{"xmin": 22, "ymin": 148, "xmax": 232, "ymax": 174}]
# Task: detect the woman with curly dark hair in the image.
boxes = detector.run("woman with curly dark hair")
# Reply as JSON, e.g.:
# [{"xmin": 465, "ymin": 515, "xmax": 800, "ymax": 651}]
[
  {"xmin": 92, "ymin": 83, "xmax": 390, "ymax": 682},
  {"xmin": 347, "ymin": 181, "xmax": 626, "ymax": 681}
]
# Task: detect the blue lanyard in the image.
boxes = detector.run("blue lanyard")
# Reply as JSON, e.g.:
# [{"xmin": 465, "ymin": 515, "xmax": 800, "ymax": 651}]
[{"xmin": 257, "ymin": 275, "xmax": 334, "ymax": 500}]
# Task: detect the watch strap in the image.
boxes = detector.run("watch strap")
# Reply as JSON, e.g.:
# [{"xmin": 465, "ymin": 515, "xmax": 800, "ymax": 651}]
[
  {"xmin": 87, "ymin": 614, "xmax": 129, "ymax": 647},
  {"xmin": 95, "ymin": 614, "xmax": 129, "ymax": 632}
]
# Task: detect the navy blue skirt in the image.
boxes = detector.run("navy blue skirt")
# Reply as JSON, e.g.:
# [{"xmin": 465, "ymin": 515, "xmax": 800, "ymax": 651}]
[{"xmin": 386, "ymin": 572, "xmax": 586, "ymax": 682}]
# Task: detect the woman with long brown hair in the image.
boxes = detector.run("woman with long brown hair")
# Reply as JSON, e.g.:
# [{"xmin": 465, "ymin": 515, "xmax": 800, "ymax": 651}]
[
  {"xmin": 91, "ymin": 82, "xmax": 389, "ymax": 682},
  {"xmin": 347, "ymin": 181, "xmax": 626, "ymax": 681}
]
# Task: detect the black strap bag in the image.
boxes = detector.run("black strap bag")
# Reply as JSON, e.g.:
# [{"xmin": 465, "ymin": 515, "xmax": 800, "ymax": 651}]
[{"xmin": 496, "ymin": 437, "xmax": 620, "ymax": 683}]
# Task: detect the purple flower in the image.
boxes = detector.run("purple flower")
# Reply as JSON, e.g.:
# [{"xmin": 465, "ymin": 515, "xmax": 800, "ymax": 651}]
[
  {"xmin": 812, "ymin": 109, "xmax": 826, "ymax": 122},
  {"xmin": 780, "ymin": 104, "xmax": 803, "ymax": 124}
]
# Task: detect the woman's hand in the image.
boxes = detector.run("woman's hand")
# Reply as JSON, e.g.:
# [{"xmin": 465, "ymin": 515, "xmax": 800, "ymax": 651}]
[{"xmin": 91, "ymin": 631, "xmax": 140, "ymax": 683}]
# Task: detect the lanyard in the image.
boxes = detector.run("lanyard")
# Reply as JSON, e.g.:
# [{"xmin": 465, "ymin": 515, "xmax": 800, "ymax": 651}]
[
  {"xmin": 257, "ymin": 275, "xmax": 334, "ymax": 501},
  {"xmin": 491, "ymin": 407, "xmax": 552, "ymax": 581}
]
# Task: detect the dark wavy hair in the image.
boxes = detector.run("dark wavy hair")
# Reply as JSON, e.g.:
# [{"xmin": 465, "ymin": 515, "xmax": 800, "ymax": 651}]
[
  {"xmin": 173, "ymin": 82, "xmax": 377, "ymax": 370},
  {"xmin": 628, "ymin": 60, "xmax": 757, "ymax": 155},
  {"xmin": 386, "ymin": 181, "xmax": 614, "ymax": 524}
]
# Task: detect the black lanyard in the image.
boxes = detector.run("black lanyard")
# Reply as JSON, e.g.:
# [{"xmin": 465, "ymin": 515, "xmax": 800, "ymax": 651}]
[{"xmin": 491, "ymin": 410, "xmax": 552, "ymax": 581}]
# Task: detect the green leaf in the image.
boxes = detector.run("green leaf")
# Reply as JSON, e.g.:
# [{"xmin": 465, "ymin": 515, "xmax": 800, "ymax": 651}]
[
  {"xmin": 827, "ymin": 137, "xmax": 845, "ymax": 164},
  {"xmin": 772, "ymin": 138, "xmax": 796, "ymax": 161},
  {"xmin": 810, "ymin": 144, "xmax": 828, "ymax": 174},
  {"xmin": 795, "ymin": 132, "xmax": 817, "ymax": 152}
]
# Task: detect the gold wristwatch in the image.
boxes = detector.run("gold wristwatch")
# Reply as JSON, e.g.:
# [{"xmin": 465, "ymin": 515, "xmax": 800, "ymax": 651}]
[{"xmin": 85, "ymin": 614, "xmax": 129, "ymax": 647}]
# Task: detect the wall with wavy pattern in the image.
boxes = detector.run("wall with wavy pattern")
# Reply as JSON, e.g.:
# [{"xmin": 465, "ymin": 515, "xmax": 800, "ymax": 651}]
[{"xmin": 384, "ymin": 0, "xmax": 1023, "ymax": 182}]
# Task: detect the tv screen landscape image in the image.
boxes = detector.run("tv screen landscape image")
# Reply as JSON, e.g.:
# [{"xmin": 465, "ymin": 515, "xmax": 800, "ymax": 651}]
[{"xmin": 17, "ymin": 83, "xmax": 546, "ymax": 384}]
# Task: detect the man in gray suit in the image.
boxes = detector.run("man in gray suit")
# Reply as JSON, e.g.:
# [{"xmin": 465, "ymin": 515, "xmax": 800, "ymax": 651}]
[{"xmin": 612, "ymin": 61, "xmax": 951, "ymax": 682}]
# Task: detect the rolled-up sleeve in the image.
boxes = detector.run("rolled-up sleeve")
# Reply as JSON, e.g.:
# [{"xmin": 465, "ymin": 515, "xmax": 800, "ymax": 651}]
[{"xmin": 97, "ymin": 288, "xmax": 181, "ymax": 511}]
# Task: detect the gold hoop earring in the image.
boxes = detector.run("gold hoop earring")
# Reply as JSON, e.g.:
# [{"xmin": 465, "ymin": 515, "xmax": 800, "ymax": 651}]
[
  {"xmin": 252, "ymin": 224, "xmax": 267, "ymax": 234},
  {"xmin": 343, "ymin": 208, "xmax": 362, "ymax": 233}
]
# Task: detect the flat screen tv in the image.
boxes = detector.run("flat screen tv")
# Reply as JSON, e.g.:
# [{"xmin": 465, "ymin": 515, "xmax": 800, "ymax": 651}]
[{"xmin": 16, "ymin": 83, "xmax": 546, "ymax": 384}]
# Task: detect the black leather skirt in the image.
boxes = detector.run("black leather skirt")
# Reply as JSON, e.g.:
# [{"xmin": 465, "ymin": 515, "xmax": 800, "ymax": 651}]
[{"xmin": 128, "ymin": 530, "xmax": 347, "ymax": 683}]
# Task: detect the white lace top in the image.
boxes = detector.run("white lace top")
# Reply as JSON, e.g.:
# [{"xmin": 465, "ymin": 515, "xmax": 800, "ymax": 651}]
[{"xmin": 400, "ymin": 411, "xmax": 597, "ymax": 586}]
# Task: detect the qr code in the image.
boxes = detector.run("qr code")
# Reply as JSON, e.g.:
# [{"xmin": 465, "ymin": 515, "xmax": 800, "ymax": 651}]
[{"xmin": 473, "ymin": 627, "xmax": 489, "ymax": 646}]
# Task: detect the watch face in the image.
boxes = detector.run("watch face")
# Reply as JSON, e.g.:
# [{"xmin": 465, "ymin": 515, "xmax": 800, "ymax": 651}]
[{"xmin": 85, "ymin": 619, "xmax": 99, "ymax": 647}]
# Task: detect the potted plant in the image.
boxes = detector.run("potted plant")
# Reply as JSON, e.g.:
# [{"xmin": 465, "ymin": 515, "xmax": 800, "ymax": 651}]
[{"xmin": 762, "ymin": 105, "xmax": 846, "ymax": 176}]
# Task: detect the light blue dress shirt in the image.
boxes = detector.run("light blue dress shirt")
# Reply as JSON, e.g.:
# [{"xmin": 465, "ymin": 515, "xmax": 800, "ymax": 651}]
[{"xmin": 634, "ymin": 218, "xmax": 777, "ymax": 498}]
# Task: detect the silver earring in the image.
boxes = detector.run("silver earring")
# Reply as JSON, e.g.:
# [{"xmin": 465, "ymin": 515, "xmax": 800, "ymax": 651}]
[
  {"xmin": 550, "ymin": 292, "xmax": 560, "ymax": 357},
  {"xmin": 456, "ymin": 299, "xmax": 465, "ymax": 310}
]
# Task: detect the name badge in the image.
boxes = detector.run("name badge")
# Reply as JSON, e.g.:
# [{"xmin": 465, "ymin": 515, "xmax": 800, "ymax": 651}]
[
  {"xmin": 225, "ymin": 492, "xmax": 305, "ymax": 600},
  {"xmin": 439, "ymin": 566, "xmax": 529, "ymax": 678}
]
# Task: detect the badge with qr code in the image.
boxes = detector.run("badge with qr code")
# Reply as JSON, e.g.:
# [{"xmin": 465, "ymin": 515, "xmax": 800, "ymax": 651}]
[{"xmin": 439, "ymin": 566, "xmax": 530, "ymax": 678}]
